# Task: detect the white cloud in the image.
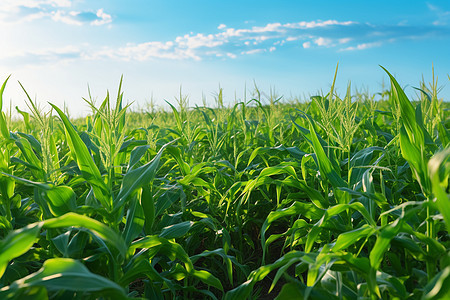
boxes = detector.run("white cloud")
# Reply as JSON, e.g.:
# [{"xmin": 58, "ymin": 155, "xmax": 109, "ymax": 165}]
[
  {"xmin": 114, "ymin": 41, "xmax": 201, "ymax": 61},
  {"xmin": 1, "ymin": 0, "xmax": 72, "ymax": 12},
  {"xmin": 3, "ymin": 17, "xmax": 448, "ymax": 65},
  {"xmin": 0, "ymin": 1, "xmax": 112, "ymax": 26},
  {"xmin": 285, "ymin": 20, "xmax": 355, "ymax": 29},
  {"xmin": 51, "ymin": 9, "xmax": 112, "ymax": 26},
  {"xmin": 241, "ymin": 49, "xmax": 265, "ymax": 55},
  {"xmin": 314, "ymin": 37, "xmax": 332, "ymax": 47},
  {"xmin": 427, "ymin": 3, "xmax": 450, "ymax": 25},
  {"xmin": 175, "ymin": 33, "xmax": 224, "ymax": 49},
  {"xmin": 339, "ymin": 38, "xmax": 352, "ymax": 44},
  {"xmin": 91, "ymin": 9, "xmax": 112, "ymax": 26},
  {"xmin": 101, "ymin": 20, "xmax": 355, "ymax": 61},
  {"xmin": 302, "ymin": 41, "xmax": 311, "ymax": 49},
  {"xmin": 51, "ymin": 10, "xmax": 82, "ymax": 25},
  {"xmin": 340, "ymin": 41, "xmax": 382, "ymax": 51},
  {"xmin": 251, "ymin": 22, "xmax": 284, "ymax": 33}
]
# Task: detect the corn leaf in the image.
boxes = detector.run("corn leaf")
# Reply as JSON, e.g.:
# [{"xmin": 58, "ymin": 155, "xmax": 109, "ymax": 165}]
[
  {"xmin": 2, "ymin": 258, "xmax": 127, "ymax": 299},
  {"xmin": 115, "ymin": 141, "xmax": 173, "ymax": 210},
  {"xmin": 0, "ymin": 223, "xmax": 42, "ymax": 278},
  {"xmin": 122, "ymin": 195, "xmax": 145, "ymax": 246},
  {"xmin": 44, "ymin": 186, "xmax": 77, "ymax": 217},
  {"xmin": 50, "ymin": 103, "xmax": 111, "ymax": 210},
  {"xmin": 43, "ymin": 213, "xmax": 127, "ymax": 258},
  {"xmin": 0, "ymin": 76, "xmax": 11, "ymax": 140}
]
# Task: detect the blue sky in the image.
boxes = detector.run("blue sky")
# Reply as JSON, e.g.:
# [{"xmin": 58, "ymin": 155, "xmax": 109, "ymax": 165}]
[{"xmin": 1, "ymin": 0, "xmax": 449, "ymax": 116}]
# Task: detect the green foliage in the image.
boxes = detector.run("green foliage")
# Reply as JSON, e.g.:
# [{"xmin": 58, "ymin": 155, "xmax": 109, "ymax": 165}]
[{"xmin": 0, "ymin": 68, "xmax": 449, "ymax": 299}]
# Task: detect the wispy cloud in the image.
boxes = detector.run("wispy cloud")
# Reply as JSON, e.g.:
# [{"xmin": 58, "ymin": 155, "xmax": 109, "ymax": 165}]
[
  {"xmin": 0, "ymin": 0, "xmax": 112, "ymax": 26},
  {"xmin": 340, "ymin": 42, "xmax": 383, "ymax": 52},
  {"xmin": 427, "ymin": 3, "xmax": 450, "ymax": 25},
  {"xmin": 97, "ymin": 19, "xmax": 356, "ymax": 61},
  {"xmin": 1, "ymin": 0, "xmax": 72, "ymax": 12},
  {"xmin": 97, "ymin": 19, "xmax": 449, "ymax": 59},
  {"xmin": 51, "ymin": 9, "xmax": 112, "ymax": 26},
  {"xmin": 2, "ymin": 18, "xmax": 449, "ymax": 65}
]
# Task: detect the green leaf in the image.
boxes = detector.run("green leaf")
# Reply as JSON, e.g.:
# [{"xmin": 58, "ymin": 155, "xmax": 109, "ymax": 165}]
[
  {"xmin": 154, "ymin": 185, "xmax": 185, "ymax": 217},
  {"xmin": 130, "ymin": 235, "xmax": 193, "ymax": 271},
  {"xmin": 1, "ymin": 286, "xmax": 48, "ymax": 299},
  {"xmin": 333, "ymin": 224, "xmax": 376, "ymax": 252},
  {"xmin": 0, "ymin": 223, "xmax": 42, "ymax": 278},
  {"xmin": 0, "ymin": 174, "xmax": 15, "ymax": 200},
  {"xmin": 370, "ymin": 219, "xmax": 402, "ymax": 269},
  {"xmin": 2, "ymin": 258, "xmax": 127, "ymax": 299},
  {"xmin": 381, "ymin": 66, "xmax": 426, "ymax": 147},
  {"xmin": 165, "ymin": 101, "xmax": 182, "ymax": 133},
  {"xmin": 166, "ymin": 146, "xmax": 191, "ymax": 176},
  {"xmin": 437, "ymin": 122, "xmax": 449, "ymax": 148},
  {"xmin": 0, "ymin": 174, "xmax": 76, "ymax": 218},
  {"xmin": 13, "ymin": 136, "xmax": 43, "ymax": 179},
  {"xmin": 281, "ymin": 176, "xmax": 328, "ymax": 208},
  {"xmin": 0, "ymin": 216, "xmax": 12, "ymax": 231},
  {"xmin": 275, "ymin": 282, "xmax": 304, "ymax": 300},
  {"xmin": 349, "ymin": 146, "xmax": 384, "ymax": 185},
  {"xmin": 115, "ymin": 140, "xmax": 174, "ymax": 210},
  {"xmin": 422, "ymin": 265, "xmax": 450, "ymax": 300},
  {"xmin": 0, "ymin": 112, "xmax": 10, "ymax": 141},
  {"xmin": 224, "ymin": 279, "xmax": 254, "ymax": 300},
  {"xmin": 292, "ymin": 111, "xmax": 347, "ymax": 189},
  {"xmin": 0, "ymin": 75, "xmax": 11, "ymax": 140},
  {"xmin": 368, "ymin": 218, "xmax": 403, "ymax": 298},
  {"xmin": 305, "ymin": 203, "xmax": 376, "ymax": 253},
  {"xmin": 399, "ymin": 125, "xmax": 429, "ymax": 192},
  {"xmin": 275, "ymin": 281, "xmax": 339, "ymax": 300},
  {"xmin": 15, "ymin": 106, "xmax": 31, "ymax": 131},
  {"xmin": 190, "ymin": 269, "xmax": 223, "ymax": 291},
  {"xmin": 16, "ymin": 133, "xmax": 42, "ymax": 156},
  {"xmin": 50, "ymin": 103, "xmax": 111, "ymax": 210},
  {"xmin": 225, "ymin": 251, "xmax": 317, "ymax": 300},
  {"xmin": 0, "ymin": 75, "xmax": 10, "ymax": 112},
  {"xmin": 190, "ymin": 248, "xmax": 248, "ymax": 285},
  {"xmin": 43, "ymin": 213, "xmax": 127, "ymax": 258},
  {"xmin": 44, "ymin": 186, "xmax": 77, "ymax": 217},
  {"xmin": 119, "ymin": 259, "xmax": 175, "ymax": 294},
  {"xmin": 122, "ymin": 195, "xmax": 145, "ymax": 246},
  {"xmin": 141, "ymin": 185, "xmax": 155, "ymax": 234},
  {"xmin": 160, "ymin": 221, "xmax": 195, "ymax": 239},
  {"xmin": 261, "ymin": 202, "xmax": 324, "ymax": 263},
  {"xmin": 382, "ymin": 66, "xmax": 432, "ymax": 196},
  {"xmin": 127, "ymin": 145, "xmax": 150, "ymax": 171}
]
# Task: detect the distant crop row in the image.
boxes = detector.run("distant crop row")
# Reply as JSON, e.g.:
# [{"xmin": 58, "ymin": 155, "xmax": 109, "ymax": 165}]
[{"xmin": 0, "ymin": 67, "xmax": 449, "ymax": 299}]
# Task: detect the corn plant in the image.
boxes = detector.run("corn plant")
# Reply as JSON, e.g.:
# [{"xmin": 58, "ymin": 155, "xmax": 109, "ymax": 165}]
[{"xmin": 0, "ymin": 67, "xmax": 448, "ymax": 299}]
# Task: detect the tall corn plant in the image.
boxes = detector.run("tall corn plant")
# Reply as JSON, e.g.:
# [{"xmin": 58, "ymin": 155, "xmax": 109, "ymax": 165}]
[
  {"xmin": 0, "ymin": 76, "xmax": 15, "ymax": 225},
  {"xmin": 0, "ymin": 78, "xmax": 227, "ymax": 298},
  {"xmin": 382, "ymin": 67, "xmax": 447, "ymax": 280},
  {"xmin": 1, "ymin": 71, "xmax": 448, "ymax": 299},
  {"xmin": 225, "ymin": 68, "xmax": 449, "ymax": 300}
]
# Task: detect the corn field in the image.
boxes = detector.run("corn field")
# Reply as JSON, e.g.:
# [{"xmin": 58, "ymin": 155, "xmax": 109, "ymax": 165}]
[{"xmin": 0, "ymin": 68, "xmax": 449, "ymax": 299}]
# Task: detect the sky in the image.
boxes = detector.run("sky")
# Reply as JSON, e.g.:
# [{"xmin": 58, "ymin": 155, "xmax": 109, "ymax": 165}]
[{"xmin": 1, "ymin": 0, "xmax": 449, "ymax": 116}]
